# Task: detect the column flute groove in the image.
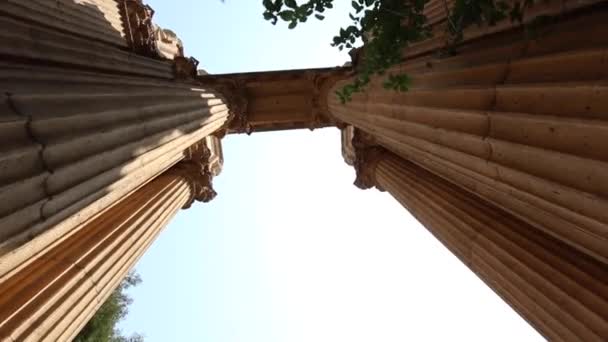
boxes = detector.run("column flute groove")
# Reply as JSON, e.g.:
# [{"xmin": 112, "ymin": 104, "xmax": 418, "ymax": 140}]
[
  {"xmin": 0, "ymin": 156, "xmax": 217, "ymax": 341},
  {"xmin": 329, "ymin": 8, "xmax": 608, "ymax": 263}
]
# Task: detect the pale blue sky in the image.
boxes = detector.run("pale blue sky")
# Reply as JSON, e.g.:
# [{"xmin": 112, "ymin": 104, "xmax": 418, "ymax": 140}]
[{"xmin": 119, "ymin": 1, "xmax": 544, "ymax": 341}]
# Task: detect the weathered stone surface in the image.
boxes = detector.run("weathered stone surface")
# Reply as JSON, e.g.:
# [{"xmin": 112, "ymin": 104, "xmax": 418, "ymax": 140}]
[
  {"xmin": 199, "ymin": 67, "xmax": 351, "ymax": 134},
  {"xmin": 330, "ymin": 3, "xmax": 608, "ymax": 341},
  {"xmin": 1, "ymin": 1, "xmax": 607, "ymax": 341},
  {"xmin": 330, "ymin": 6, "xmax": 608, "ymax": 264},
  {"xmin": 0, "ymin": 172, "xmax": 193, "ymax": 342}
]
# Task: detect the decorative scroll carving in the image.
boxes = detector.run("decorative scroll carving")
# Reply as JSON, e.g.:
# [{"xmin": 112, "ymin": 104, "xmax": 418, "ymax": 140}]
[
  {"xmin": 173, "ymin": 137, "xmax": 224, "ymax": 209},
  {"xmin": 309, "ymin": 68, "xmax": 354, "ymax": 130},
  {"xmin": 208, "ymin": 79, "xmax": 250, "ymax": 134},
  {"xmin": 351, "ymin": 128, "xmax": 386, "ymax": 191},
  {"xmin": 340, "ymin": 125, "xmax": 356, "ymax": 166},
  {"xmin": 175, "ymin": 162, "xmax": 217, "ymax": 208},
  {"xmin": 197, "ymin": 67, "xmax": 352, "ymax": 134},
  {"xmin": 121, "ymin": 0, "xmax": 197, "ymax": 81},
  {"xmin": 154, "ymin": 26, "xmax": 184, "ymax": 59},
  {"xmin": 121, "ymin": 0, "xmax": 157, "ymax": 57},
  {"xmin": 173, "ymin": 56, "xmax": 199, "ymax": 80}
]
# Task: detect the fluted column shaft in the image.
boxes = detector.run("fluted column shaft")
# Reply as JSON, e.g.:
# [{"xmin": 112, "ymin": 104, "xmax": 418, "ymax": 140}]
[
  {"xmin": 373, "ymin": 151, "xmax": 608, "ymax": 341},
  {"xmin": 0, "ymin": 2, "xmax": 224, "ymax": 341},
  {"xmin": 329, "ymin": 7, "xmax": 608, "ymax": 263},
  {"xmin": 0, "ymin": 169, "xmax": 195, "ymax": 342},
  {"xmin": 0, "ymin": 0, "xmax": 227, "ymax": 268},
  {"xmin": 0, "ymin": 64, "xmax": 229, "ymax": 276}
]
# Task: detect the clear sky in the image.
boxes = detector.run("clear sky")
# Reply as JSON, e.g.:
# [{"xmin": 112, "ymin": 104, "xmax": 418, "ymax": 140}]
[{"xmin": 119, "ymin": 1, "xmax": 545, "ymax": 341}]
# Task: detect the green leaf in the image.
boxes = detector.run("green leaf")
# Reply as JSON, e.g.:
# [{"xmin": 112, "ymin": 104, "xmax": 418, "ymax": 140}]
[
  {"xmin": 279, "ymin": 10, "xmax": 295, "ymax": 21},
  {"xmin": 288, "ymin": 21, "xmax": 297, "ymax": 29},
  {"xmin": 284, "ymin": 0, "xmax": 297, "ymax": 8},
  {"xmin": 315, "ymin": 14, "xmax": 325, "ymax": 20}
]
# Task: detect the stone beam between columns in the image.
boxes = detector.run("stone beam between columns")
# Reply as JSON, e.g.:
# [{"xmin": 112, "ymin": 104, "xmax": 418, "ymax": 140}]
[{"xmin": 198, "ymin": 67, "xmax": 351, "ymax": 134}]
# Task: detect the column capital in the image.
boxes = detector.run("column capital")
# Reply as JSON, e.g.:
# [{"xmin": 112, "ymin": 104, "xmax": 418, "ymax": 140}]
[
  {"xmin": 172, "ymin": 135, "xmax": 224, "ymax": 209},
  {"xmin": 120, "ymin": 0, "xmax": 157, "ymax": 57},
  {"xmin": 172, "ymin": 162, "xmax": 217, "ymax": 208},
  {"xmin": 350, "ymin": 128, "xmax": 387, "ymax": 191},
  {"xmin": 208, "ymin": 78, "xmax": 251, "ymax": 134}
]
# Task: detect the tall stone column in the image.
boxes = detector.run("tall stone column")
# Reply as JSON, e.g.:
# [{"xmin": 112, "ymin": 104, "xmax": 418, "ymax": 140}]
[
  {"xmin": 0, "ymin": 2, "xmax": 229, "ymax": 340},
  {"xmin": 0, "ymin": 136, "xmax": 222, "ymax": 342},
  {"xmin": 0, "ymin": 66, "xmax": 229, "ymax": 273},
  {"xmin": 0, "ymin": 0, "xmax": 229, "ymax": 276},
  {"xmin": 329, "ymin": 5, "xmax": 608, "ymax": 263},
  {"xmin": 355, "ymin": 147, "xmax": 608, "ymax": 342},
  {"xmin": 329, "ymin": 2, "xmax": 608, "ymax": 340}
]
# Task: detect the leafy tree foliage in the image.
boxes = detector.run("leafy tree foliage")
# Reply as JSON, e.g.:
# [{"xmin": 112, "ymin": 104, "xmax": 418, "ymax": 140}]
[
  {"xmin": 263, "ymin": 0, "xmax": 537, "ymax": 102},
  {"xmin": 74, "ymin": 272, "xmax": 144, "ymax": 342}
]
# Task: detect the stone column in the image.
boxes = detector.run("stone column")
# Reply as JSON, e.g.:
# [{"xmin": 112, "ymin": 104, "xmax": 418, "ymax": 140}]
[
  {"xmin": 329, "ymin": 6, "xmax": 608, "ymax": 264},
  {"xmin": 0, "ymin": 137, "xmax": 221, "ymax": 342},
  {"xmin": 0, "ymin": 66, "xmax": 229, "ymax": 271},
  {"xmin": 328, "ymin": 4, "xmax": 608, "ymax": 339},
  {"xmin": 0, "ymin": 0, "xmax": 229, "ymax": 278},
  {"xmin": 355, "ymin": 147, "xmax": 608, "ymax": 342}
]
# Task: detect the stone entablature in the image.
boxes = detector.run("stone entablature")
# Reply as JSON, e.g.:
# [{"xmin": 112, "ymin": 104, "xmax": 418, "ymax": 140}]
[{"xmin": 199, "ymin": 67, "xmax": 352, "ymax": 134}]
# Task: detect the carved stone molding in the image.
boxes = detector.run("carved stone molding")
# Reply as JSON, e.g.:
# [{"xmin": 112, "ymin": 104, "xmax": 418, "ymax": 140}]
[
  {"xmin": 172, "ymin": 136, "xmax": 224, "ymax": 208},
  {"xmin": 172, "ymin": 161, "xmax": 217, "ymax": 208},
  {"xmin": 202, "ymin": 78, "xmax": 250, "ymax": 133},
  {"xmin": 120, "ymin": 0, "xmax": 157, "ymax": 57},
  {"xmin": 121, "ymin": 0, "xmax": 198, "ymax": 81},
  {"xmin": 351, "ymin": 128, "xmax": 386, "ymax": 191},
  {"xmin": 340, "ymin": 125, "xmax": 356, "ymax": 166},
  {"xmin": 308, "ymin": 68, "xmax": 353, "ymax": 130},
  {"xmin": 173, "ymin": 56, "xmax": 199, "ymax": 80},
  {"xmin": 154, "ymin": 26, "xmax": 184, "ymax": 59},
  {"xmin": 198, "ymin": 67, "xmax": 352, "ymax": 134}
]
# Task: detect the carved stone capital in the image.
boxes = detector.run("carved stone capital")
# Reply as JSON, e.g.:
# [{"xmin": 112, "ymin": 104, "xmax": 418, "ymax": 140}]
[
  {"xmin": 351, "ymin": 128, "xmax": 387, "ymax": 191},
  {"xmin": 311, "ymin": 68, "xmax": 354, "ymax": 124},
  {"xmin": 172, "ymin": 136, "xmax": 224, "ymax": 208},
  {"xmin": 173, "ymin": 56, "xmax": 199, "ymax": 80},
  {"xmin": 173, "ymin": 162, "xmax": 217, "ymax": 209},
  {"xmin": 205, "ymin": 78, "xmax": 249, "ymax": 133},
  {"xmin": 341, "ymin": 125, "xmax": 356, "ymax": 166},
  {"xmin": 353, "ymin": 146, "xmax": 386, "ymax": 190},
  {"xmin": 121, "ymin": 0, "xmax": 157, "ymax": 57}
]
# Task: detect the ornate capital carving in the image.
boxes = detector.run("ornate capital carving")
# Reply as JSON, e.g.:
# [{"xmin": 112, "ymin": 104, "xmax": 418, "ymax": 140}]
[
  {"xmin": 121, "ymin": 0, "xmax": 157, "ymax": 57},
  {"xmin": 310, "ymin": 68, "xmax": 354, "ymax": 126},
  {"xmin": 351, "ymin": 128, "xmax": 386, "ymax": 191},
  {"xmin": 173, "ymin": 56, "xmax": 199, "ymax": 80},
  {"xmin": 172, "ymin": 137, "xmax": 224, "ymax": 209},
  {"xmin": 203, "ymin": 78, "xmax": 249, "ymax": 133},
  {"xmin": 341, "ymin": 125, "xmax": 356, "ymax": 166},
  {"xmin": 173, "ymin": 162, "xmax": 217, "ymax": 209}
]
